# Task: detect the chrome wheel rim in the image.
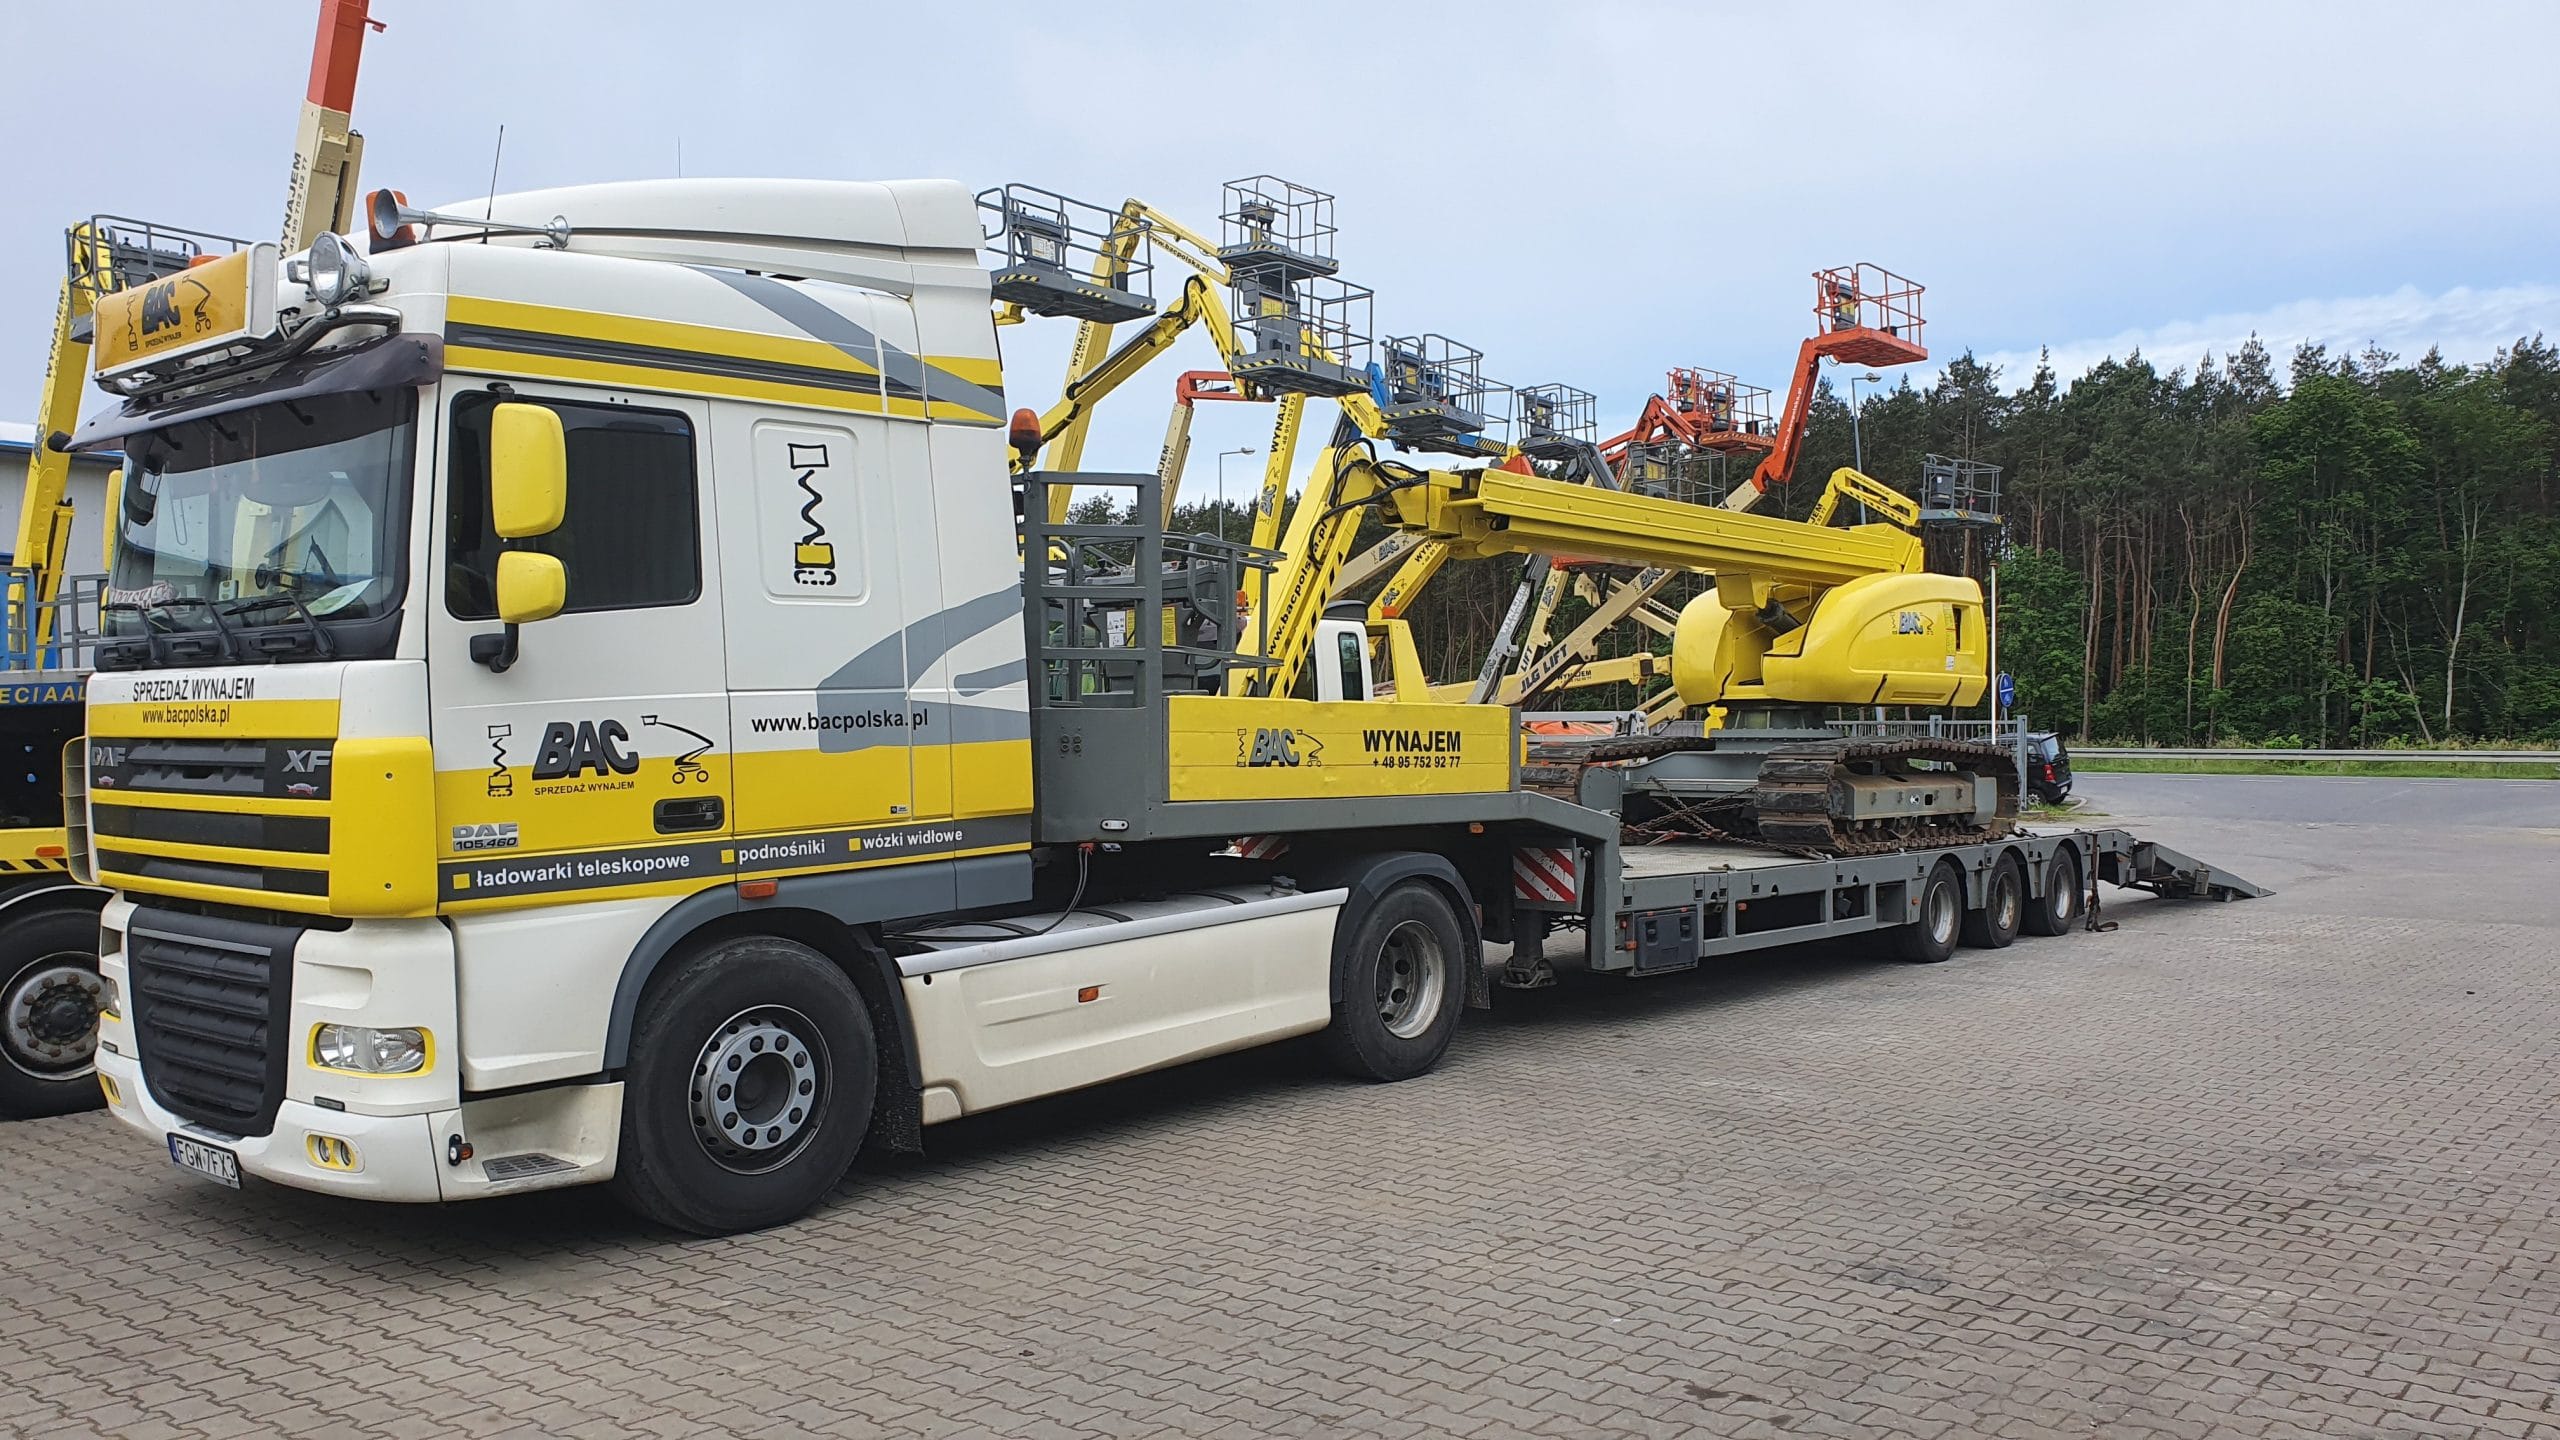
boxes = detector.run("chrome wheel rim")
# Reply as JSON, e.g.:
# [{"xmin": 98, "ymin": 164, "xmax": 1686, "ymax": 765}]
[
  {"xmin": 688, "ymin": 1007, "xmax": 827, "ymax": 1175},
  {"xmin": 1995, "ymin": 871, "xmax": 2022, "ymax": 931},
  {"xmin": 1926, "ymin": 882, "xmax": 1959, "ymax": 946},
  {"xmin": 2051, "ymin": 863, "xmax": 2078, "ymax": 921},
  {"xmin": 2, "ymin": 956, "xmax": 102, "ymax": 1081},
  {"xmin": 1375, "ymin": 920, "xmax": 1446, "ymax": 1040}
]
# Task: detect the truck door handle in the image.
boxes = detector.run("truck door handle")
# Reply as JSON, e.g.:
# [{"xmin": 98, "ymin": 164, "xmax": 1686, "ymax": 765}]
[{"xmin": 653, "ymin": 797, "xmax": 724, "ymax": 834}]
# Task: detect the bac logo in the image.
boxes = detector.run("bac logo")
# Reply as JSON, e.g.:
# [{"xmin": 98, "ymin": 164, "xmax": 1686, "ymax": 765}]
[
  {"xmin": 534, "ymin": 719, "xmax": 638, "ymax": 779},
  {"xmin": 135, "ymin": 276, "xmax": 211, "ymax": 340},
  {"xmin": 1242, "ymin": 727, "xmax": 1325, "ymax": 768}
]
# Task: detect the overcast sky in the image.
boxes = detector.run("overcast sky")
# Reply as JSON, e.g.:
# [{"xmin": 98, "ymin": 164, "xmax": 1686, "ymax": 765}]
[{"xmin": 5, "ymin": 0, "xmax": 2555, "ymax": 481}]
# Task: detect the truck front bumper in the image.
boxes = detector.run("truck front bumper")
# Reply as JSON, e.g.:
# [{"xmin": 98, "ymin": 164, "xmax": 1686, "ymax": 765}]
[{"xmin": 97, "ymin": 1046, "xmax": 623, "ymax": 1203}]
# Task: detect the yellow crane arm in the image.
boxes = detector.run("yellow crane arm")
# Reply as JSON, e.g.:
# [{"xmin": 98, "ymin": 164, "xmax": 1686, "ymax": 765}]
[
  {"xmin": 1256, "ymin": 448, "xmax": 1925, "ymax": 702},
  {"xmin": 1420, "ymin": 650, "xmax": 1669, "ymax": 706},
  {"xmin": 1028, "ymin": 275, "xmax": 1236, "ymax": 475},
  {"xmin": 1392, "ymin": 464, "xmax": 1920, "ymax": 587},
  {"xmin": 1805, "ymin": 466, "xmax": 1921, "ymax": 529}
]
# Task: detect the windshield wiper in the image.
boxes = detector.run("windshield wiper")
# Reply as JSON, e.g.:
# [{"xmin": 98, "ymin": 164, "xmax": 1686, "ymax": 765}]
[
  {"xmin": 154, "ymin": 597, "xmax": 240, "ymax": 663},
  {"xmin": 100, "ymin": 602, "xmax": 169, "ymax": 666},
  {"xmin": 217, "ymin": 591, "xmax": 337, "ymax": 659},
  {"xmin": 101, "ymin": 597, "xmax": 230, "ymax": 664}
]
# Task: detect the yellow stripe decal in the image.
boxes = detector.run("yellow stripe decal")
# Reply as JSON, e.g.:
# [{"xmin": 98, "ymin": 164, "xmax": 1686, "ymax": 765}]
[
  {"xmin": 439, "ymin": 813, "xmax": 1033, "ymax": 907},
  {"xmin": 447, "ymin": 296, "xmax": 1000, "ymax": 425},
  {"xmin": 90, "ymin": 699, "xmax": 340, "ymax": 736}
]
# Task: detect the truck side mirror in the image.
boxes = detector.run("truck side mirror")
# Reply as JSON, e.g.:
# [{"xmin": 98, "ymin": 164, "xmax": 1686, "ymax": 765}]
[
  {"xmin": 489, "ymin": 402, "xmax": 566, "ymax": 538},
  {"xmin": 496, "ymin": 552, "xmax": 565, "ymax": 624},
  {"xmin": 102, "ymin": 468, "xmax": 123, "ymax": 570}
]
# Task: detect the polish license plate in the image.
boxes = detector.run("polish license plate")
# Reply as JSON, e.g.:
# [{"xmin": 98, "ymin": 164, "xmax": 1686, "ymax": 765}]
[{"xmin": 167, "ymin": 1133, "xmax": 241, "ymax": 1189}]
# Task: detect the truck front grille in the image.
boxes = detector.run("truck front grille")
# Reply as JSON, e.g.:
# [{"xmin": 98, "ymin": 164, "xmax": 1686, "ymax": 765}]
[{"xmin": 126, "ymin": 907, "xmax": 301, "ymax": 1137}]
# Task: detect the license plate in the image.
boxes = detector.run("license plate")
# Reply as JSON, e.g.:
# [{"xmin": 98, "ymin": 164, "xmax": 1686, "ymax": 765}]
[{"xmin": 167, "ymin": 1134, "xmax": 241, "ymax": 1189}]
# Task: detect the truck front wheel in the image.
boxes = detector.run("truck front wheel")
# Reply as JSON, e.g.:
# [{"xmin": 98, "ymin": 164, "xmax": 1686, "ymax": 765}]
[
  {"xmin": 611, "ymin": 937, "xmax": 877, "ymax": 1235},
  {"xmin": 0, "ymin": 908, "xmax": 109, "ymax": 1120},
  {"xmin": 1321, "ymin": 881, "xmax": 1468, "ymax": 1082}
]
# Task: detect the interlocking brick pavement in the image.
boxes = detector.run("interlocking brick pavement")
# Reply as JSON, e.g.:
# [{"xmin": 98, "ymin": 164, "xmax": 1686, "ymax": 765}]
[{"xmin": 4, "ymin": 778, "xmax": 2556, "ymax": 1438}]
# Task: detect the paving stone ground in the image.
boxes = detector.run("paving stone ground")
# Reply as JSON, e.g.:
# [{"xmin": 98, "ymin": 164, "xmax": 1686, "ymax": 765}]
[{"xmin": 4, "ymin": 776, "xmax": 2556, "ymax": 1438}]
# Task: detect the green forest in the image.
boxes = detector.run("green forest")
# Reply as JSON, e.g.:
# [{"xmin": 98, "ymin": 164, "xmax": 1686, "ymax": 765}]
[
  {"xmin": 1158, "ymin": 331, "xmax": 2560, "ymax": 746},
  {"xmin": 1797, "ymin": 335, "xmax": 2560, "ymax": 744}
]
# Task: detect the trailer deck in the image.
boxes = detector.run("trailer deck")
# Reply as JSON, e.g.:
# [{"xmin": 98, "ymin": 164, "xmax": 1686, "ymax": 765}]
[{"xmin": 1526, "ymin": 826, "xmax": 2268, "ymax": 978}]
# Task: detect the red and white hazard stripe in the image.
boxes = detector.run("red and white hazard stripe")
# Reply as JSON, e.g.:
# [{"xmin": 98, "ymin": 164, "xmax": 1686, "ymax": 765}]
[
  {"xmin": 1230, "ymin": 835, "xmax": 1290, "ymax": 861},
  {"xmin": 1512, "ymin": 845, "xmax": 1579, "ymax": 904}
]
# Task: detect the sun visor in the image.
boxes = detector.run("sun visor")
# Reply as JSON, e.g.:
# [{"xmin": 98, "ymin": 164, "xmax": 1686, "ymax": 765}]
[{"xmin": 66, "ymin": 334, "xmax": 444, "ymax": 453}]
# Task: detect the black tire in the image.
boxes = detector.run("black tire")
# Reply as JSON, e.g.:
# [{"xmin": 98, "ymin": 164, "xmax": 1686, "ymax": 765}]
[
  {"xmin": 1321, "ymin": 881, "xmax": 1468, "ymax": 1082},
  {"xmin": 2023, "ymin": 846, "xmax": 2083, "ymax": 938},
  {"xmin": 0, "ymin": 906, "xmax": 108, "ymax": 1120},
  {"xmin": 611, "ymin": 937, "xmax": 877, "ymax": 1235},
  {"xmin": 1894, "ymin": 860, "xmax": 1963, "ymax": 964},
  {"xmin": 1962, "ymin": 853, "xmax": 2024, "ymax": 950}
]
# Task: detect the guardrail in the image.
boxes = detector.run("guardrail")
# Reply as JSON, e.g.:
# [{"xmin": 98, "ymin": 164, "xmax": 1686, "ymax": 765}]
[{"xmin": 2076, "ymin": 747, "xmax": 2559, "ymax": 767}]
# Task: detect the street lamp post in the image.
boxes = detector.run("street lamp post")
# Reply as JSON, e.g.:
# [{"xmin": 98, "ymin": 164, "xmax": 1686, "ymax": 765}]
[
  {"xmin": 1847, "ymin": 371, "xmax": 1883, "ymax": 471},
  {"xmin": 1216, "ymin": 446, "xmax": 1257, "ymax": 542},
  {"xmin": 1847, "ymin": 372, "xmax": 1883, "ymax": 524}
]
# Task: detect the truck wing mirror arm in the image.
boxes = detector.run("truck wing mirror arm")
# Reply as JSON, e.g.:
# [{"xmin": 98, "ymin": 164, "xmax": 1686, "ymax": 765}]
[{"xmin": 471, "ymin": 627, "xmax": 519, "ymax": 673}]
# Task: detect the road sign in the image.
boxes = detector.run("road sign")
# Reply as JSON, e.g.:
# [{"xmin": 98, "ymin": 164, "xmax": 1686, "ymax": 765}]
[{"xmin": 1996, "ymin": 672, "xmax": 2015, "ymax": 710}]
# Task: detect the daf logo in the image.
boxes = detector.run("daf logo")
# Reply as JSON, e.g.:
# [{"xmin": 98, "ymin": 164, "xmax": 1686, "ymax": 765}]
[
  {"xmin": 90, "ymin": 745, "xmax": 126, "ymax": 769},
  {"xmin": 451, "ymin": 822, "xmax": 520, "ymax": 853}
]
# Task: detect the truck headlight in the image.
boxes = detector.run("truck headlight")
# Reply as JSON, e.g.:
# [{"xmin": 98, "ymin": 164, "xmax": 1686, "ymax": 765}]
[
  {"xmin": 312, "ymin": 1024, "xmax": 430, "ymax": 1075},
  {"xmin": 306, "ymin": 231, "xmax": 372, "ymax": 307}
]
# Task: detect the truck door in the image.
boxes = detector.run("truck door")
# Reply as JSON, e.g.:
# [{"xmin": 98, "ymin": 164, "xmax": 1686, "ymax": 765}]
[
  {"xmin": 717, "ymin": 398, "xmax": 918, "ymax": 851},
  {"xmin": 428, "ymin": 383, "xmax": 732, "ymax": 912}
]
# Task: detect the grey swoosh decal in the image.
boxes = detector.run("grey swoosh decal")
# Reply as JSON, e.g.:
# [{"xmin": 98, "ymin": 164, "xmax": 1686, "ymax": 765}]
[
  {"xmin": 695, "ymin": 269, "xmax": 1008, "ymax": 420},
  {"xmin": 810, "ymin": 587, "xmax": 1027, "ymax": 751}
]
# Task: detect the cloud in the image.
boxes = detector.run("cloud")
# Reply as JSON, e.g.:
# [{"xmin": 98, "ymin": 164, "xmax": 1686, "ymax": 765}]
[{"xmin": 1977, "ymin": 284, "xmax": 2560, "ymax": 388}]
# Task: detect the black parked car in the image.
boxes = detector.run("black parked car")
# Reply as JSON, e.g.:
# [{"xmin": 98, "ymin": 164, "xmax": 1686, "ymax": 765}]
[{"xmin": 2026, "ymin": 731, "xmax": 2073, "ymax": 805}]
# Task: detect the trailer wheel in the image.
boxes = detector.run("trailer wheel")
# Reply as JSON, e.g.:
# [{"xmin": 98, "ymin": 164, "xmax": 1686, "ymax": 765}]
[
  {"xmin": 1894, "ymin": 860, "xmax": 1963, "ymax": 964},
  {"xmin": 611, "ymin": 936, "xmax": 877, "ymax": 1235},
  {"xmin": 2023, "ymin": 847, "xmax": 2082, "ymax": 937},
  {"xmin": 0, "ymin": 908, "xmax": 109, "ymax": 1120},
  {"xmin": 1961, "ymin": 853, "xmax": 2024, "ymax": 950},
  {"xmin": 1322, "ymin": 881, "xmax": 1467, "ymax": 1082}
]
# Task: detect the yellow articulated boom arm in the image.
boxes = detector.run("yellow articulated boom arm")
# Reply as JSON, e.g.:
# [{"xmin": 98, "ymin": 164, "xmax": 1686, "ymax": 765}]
[
  {"xmin": 1256, "ymin": 446, "xmax": 1980, "ymax": 712},
  {"xmin": 1025, "ymin": 273, "xmax": 1237, "ymax": 478},
  {"xmin": 12, "ymin": 256, "xmax": 97, "ymax": 643},
  {"xmin": 1389, "ymin": 459, "xmax": 1920, "ymax": 588},
  {"xmin": 1805, "ymin": 466, "xmax": 1920, "ymax": 529}
]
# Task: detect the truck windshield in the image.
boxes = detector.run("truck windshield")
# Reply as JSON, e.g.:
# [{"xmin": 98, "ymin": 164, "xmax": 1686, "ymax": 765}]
[{"xmin": 106, "ymin": 388, "xmax": 414, "ymax": 654}]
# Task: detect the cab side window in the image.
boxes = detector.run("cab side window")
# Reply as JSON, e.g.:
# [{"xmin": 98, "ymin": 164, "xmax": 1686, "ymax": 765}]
[{"xmin": 445, "ymin": 392, "xmax": 701, "ymax": 620}]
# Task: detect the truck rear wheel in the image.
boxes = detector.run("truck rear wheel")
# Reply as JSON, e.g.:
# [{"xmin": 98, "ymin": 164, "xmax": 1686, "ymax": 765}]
[
  {"xmin": 0, "ymin": 908, "xmax": 108, "ymax": 1120},
  {"xmin": 2023, "ymin": 847, "xmax": 2083, "ymax": 937},
  {"xmin": 1961, "ymin": 853, "xmax": 2024, "ymax": 950},
  {"xmin": 1321, "ymin": 881, "xmax": 1467, "ymax": 1082},
  {"xmin": 611, "ymin": 937, "xmax": 877, "ymax": 1235},
  {"xmin": 1894, "ymin": 860, "xmax": 1963, "ymax": 964}
]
